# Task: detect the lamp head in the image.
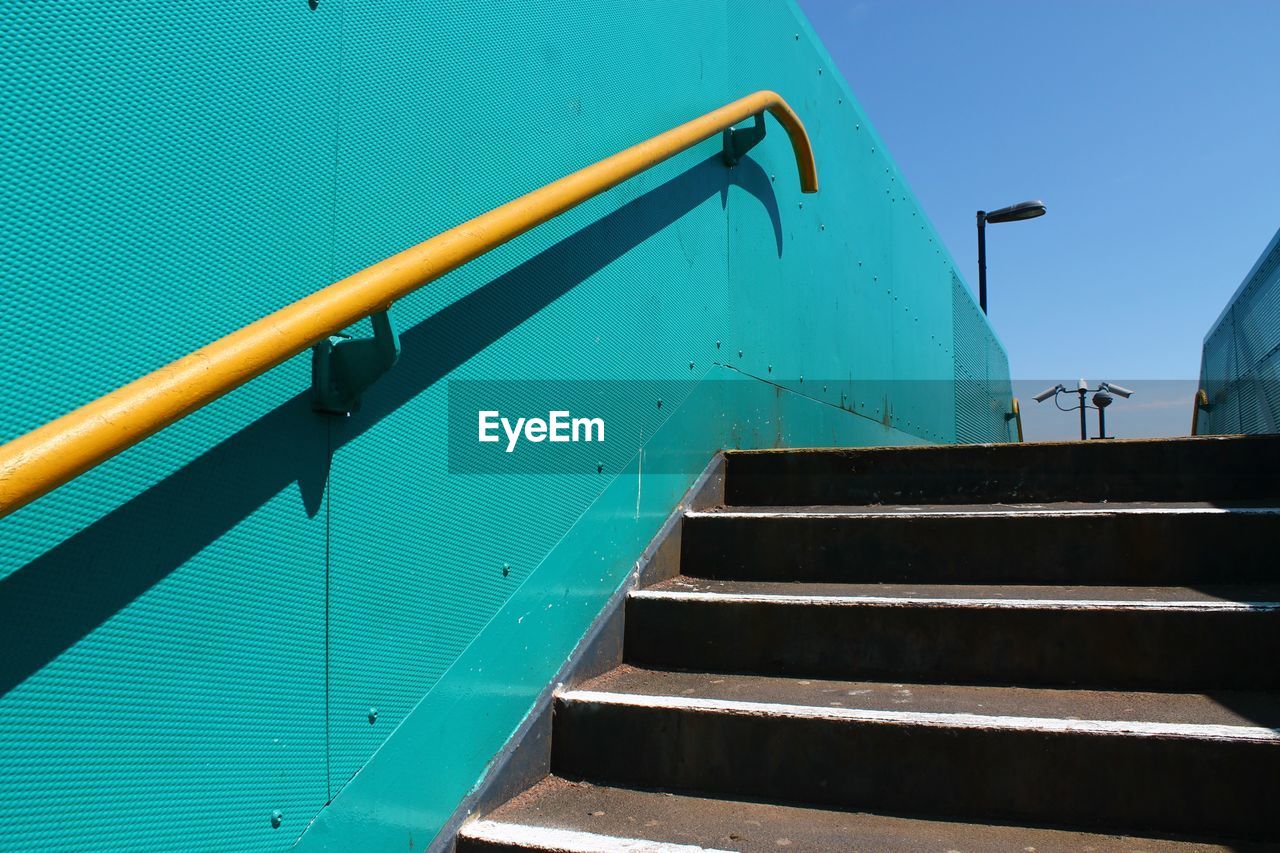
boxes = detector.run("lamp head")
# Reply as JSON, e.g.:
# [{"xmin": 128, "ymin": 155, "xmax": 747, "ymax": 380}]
[{"xmin": 984, "ymin": 200, "xmax": 1047, "ymax": 224}]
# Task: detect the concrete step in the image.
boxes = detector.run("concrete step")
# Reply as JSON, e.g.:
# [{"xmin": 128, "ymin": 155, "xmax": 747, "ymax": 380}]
[
  {"xmin": 550, "ymin": 667, "xmax": 1280, "ymax": 841},
  {"xmin": 624, "ymin": 578, "xmax": 1280, "ymax": 690},
  {"xmin": 723, "ymin": 435, "xmax": 1280, "ymax": 506},
  {"xmin": 457, "ymin": 775, "xmax": 1231, "ymax": 852},
  {"xmin": 680, "ymin": 503, "xmax": 1280, "ymax": 585}
]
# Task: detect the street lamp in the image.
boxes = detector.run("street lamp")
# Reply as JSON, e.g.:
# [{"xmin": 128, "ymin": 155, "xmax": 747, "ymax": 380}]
[{"xmin": 976, "ymin": 200, "xmax": 1046, "ymax": 314}]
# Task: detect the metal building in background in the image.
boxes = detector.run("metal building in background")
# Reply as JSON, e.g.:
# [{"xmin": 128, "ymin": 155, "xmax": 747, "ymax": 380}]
[{"xmin": 1196, "ymin": 227, "xmax": 1280, "ymax": 435}]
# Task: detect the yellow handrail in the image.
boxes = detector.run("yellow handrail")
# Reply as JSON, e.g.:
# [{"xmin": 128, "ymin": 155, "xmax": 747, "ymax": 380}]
[
  {"xmin": 0, "ymin": 91, "xmax": 817, "ymax": 518},
  {"xmin": 1190, "ymin": 388, "xmax": 1210, "ymax": 436},
  {"xmin": 1011, "ymin": 397, "xmax": 1024, "ymax": 443}
]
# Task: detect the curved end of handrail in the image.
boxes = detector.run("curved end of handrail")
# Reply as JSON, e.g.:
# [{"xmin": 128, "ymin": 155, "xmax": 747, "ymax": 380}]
[
  {"xmin": 752, "ymin": 91, "xmax": 819, "ymax": 194},
  {"xmin": 1009, "ymin": 397, "xmax": 1024, "ymax": 443},
  {"xmin": 1191, "ymin": 388, "xmax": 1210, "ymax": 436}
]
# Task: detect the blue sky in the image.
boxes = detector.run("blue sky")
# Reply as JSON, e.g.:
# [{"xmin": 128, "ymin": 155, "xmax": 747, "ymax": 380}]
[{"xmin": 796, "ymin": 0, "xmax": 1280, "ymax": 387}]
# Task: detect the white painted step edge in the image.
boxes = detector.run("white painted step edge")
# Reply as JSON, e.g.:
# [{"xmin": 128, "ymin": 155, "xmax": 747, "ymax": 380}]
[
  {"xmin": 557, "ymin": 690, "xmax": 1280, "ymax": 743},
  {"xmin": 460, "ymin": 819, "xmax": 735, "ymax": 853},
  {"xmin": 685, "ymin": 506, "xmax": 1280, "ymax": 520},
  {"xmin": 629, "ymin": 588, "xmax": 1280, "ymax": 612}
]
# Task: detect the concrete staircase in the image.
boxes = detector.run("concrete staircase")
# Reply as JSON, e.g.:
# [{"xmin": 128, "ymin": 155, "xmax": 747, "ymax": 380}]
[{"xmin": 458, "ymin": 436, "xmax": 1280, "ymax": 851}]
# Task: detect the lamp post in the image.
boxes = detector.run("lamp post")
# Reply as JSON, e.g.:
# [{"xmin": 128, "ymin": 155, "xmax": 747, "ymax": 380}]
[{"xmin": 976, "ymin": 200, "xmax": 1046, "ymax": 314}]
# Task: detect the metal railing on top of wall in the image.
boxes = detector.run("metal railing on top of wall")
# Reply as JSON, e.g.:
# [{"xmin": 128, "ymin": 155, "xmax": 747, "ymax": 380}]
[{"xmin": 0, "ymin": 91, "xmax": 818, "ymax": 519}]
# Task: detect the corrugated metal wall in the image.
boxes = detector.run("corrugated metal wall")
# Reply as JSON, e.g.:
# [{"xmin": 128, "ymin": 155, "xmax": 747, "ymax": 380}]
[
  {"xmin": 0, "ymin": 1, "xmax": 1013, "ymax": 850},
  {"xmin": 1198, "ymin": 227, "xmax": 1280, "ymax": 434}
]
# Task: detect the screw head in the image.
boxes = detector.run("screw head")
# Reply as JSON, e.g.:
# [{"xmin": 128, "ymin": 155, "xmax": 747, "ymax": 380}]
[
  {"xmin": 271, "ymin": 811, "xmax": 283, "ymax": 829},
  {"xmin": 368, "ymin": 708, "xmax": 378, "ymax": 724},
  {"xmin": 501, "ymin": 564, "xmax": 510, "ymax": 577}
]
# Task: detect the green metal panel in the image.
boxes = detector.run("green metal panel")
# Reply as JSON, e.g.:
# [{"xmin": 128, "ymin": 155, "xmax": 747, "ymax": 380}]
[
  {"xmin": 0, "ymin": 0, "xmax": 1013, "ymax": 850},
  {"xmin": 0, "ymin": 0, "xmax": 338, "ymax": 848},
  {"xmin": 1199, "ymin": 227, "xmax": 1280, "ymax": 434}
]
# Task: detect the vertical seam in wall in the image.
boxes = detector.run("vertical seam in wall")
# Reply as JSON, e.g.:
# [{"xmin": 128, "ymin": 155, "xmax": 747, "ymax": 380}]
[
  {"xmin": 321, "ymin": 0, "xmax": 347, "ymax": 805},
  {"xmin": 722, "ymin": 0, "xmax": 733, "ymax": 383},
  {"xmin": 324, "ymin": 0, "xmax": 348, "ymax": 288},
  {"xmin": 324, "ymin": 417, "xmax": 333, "ymax": 804}
]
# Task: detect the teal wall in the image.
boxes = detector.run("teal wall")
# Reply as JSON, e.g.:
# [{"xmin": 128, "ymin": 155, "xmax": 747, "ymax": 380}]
[
  {"xmin": 1198, "ymin": 226, "xmax": 1280, "ymax": 434},
  {"xmin": 0, "ymin": 1, "xmax": 1012, "ymax": 850}
]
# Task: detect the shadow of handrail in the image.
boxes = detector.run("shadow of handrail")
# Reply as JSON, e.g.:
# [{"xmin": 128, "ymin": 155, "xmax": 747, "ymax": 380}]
[{"xmin": 0, "ymin": 153, "xmax": 780, "ymax": 697}]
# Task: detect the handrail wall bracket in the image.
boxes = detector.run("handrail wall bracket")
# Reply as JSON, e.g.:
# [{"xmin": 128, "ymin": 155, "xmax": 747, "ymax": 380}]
[
  {"xmin": 311, "ymin": 311, "xmax": 401, "ymax": 415},
  {"xmin": 722, "ymin": 113, "xmax": 766, "ymax": 167}
]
